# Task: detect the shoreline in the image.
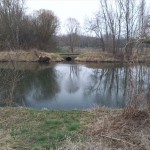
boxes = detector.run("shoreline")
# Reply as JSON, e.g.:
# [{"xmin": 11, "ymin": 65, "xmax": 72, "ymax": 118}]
[{"xmin": 0, "ymin": 50, "xmax": 150, "ymax": 63}]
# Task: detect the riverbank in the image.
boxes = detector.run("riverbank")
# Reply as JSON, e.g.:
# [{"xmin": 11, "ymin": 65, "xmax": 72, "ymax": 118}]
[
  {"xmin": 0, "ymin": 107, "xmax": 149, "ymax": 150},
  {"xmin": 0, "ymin": 50, "xmax": 63, "ymax": 62},
  {"xmin": 75, "ymin": 51, "xmax": 150, "ymax": 63},
  {"xmin": 75, "ymin": 52, "xmax": 120, "ymax": 62},
  {"xmin": 0, "ymin": 50, "xmax": 150, "ymax": 63},
  {"xmin": 0, "ymin": 51, "xmax": 119, "ymax": 62}
]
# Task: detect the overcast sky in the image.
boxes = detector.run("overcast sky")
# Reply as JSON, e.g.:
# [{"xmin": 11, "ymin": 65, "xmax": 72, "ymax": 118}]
[{"xmin": 26, "ymin": 0, "xmax": 100, "ymax": 34}]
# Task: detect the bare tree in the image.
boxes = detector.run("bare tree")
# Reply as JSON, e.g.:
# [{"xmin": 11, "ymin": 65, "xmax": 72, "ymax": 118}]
[
  {"xmin": 86, "ymin": 0, "xmax": 150, "ymax": 56},
  {"xmin": 138, "ymin": 0, "xmax": 146, "ymax": 37},
  {"xmin": 86, "ymin": 0, "xmax": 123, "ymax": 54},
  {"xmin": 33, "ymin": 9, "xmax": 59, "ymax": 50},
  {"xmin": 65, "ymin": 18, "xmax": 80, "ymax": 53},
  {"xmin": 85, "ymin": 12, "xmax": 106, "ymax": 51},
  {"xmin": 0, "ymin": 0, "xmax": 60, "ymax": 51},
  {"xmin": 0, "ymin": 0, "xmax": 25, "ymax": 49}
]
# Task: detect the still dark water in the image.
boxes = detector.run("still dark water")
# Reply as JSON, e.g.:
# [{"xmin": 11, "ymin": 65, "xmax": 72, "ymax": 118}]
[{"xmin": 0, "ymin": 62, "xmax": 149, "ymax": 110}]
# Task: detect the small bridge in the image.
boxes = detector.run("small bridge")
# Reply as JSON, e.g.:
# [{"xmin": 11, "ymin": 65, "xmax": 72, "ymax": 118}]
[{"xmin": 59, "ymin": 53, "xmax": 80, "ymax": 61}]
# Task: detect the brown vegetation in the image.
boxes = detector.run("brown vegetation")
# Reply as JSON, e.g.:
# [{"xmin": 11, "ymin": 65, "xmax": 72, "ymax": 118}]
[
  {"xmin": 75, "ymin": 50, "xmax": 150, "ymax": 63},
  {"xmin": 85, "ymin": 108, "xmax": 150, "ymax": 150},
  {"xmin": 1, "ymin": 50, "xmax": 150, "ymax": 63},
  {"xmin": 0, "ymin": 50, "xmax": 63, "ymax": 62},
  {"xmin": 75, "ymin": 52, "xmax": 120, "ymax": 62}
]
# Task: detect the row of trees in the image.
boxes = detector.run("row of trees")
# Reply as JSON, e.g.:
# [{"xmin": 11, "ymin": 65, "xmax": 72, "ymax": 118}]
[
  {"xmin": 0, "ymin": 0, "xmax": 82, "ymax": 52},
  {"xmin": 85, "ymin": 0, "xmax": 150, "ymax": 55},
  {"xmin": 58, "ymin": 34, "xmax": 101, "ymax": 50},
  {"xmin": 0, "ymin": 0, "xmax": 59, "ymax": 51},
  {"xmin": 0, "ymin": 0, "xmax": 150, "ymax": 55},
  {"xmin": 59, "ymin": 0, "xmax": 150, "ymax": 55}
]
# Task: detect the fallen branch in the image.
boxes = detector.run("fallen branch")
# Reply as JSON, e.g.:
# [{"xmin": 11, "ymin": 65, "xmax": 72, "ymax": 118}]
[{"xmin": 101, "ymin": 134, "xmax": 136, "ymax": 147}]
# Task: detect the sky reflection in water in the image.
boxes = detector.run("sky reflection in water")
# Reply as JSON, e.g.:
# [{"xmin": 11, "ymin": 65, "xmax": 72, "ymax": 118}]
[{"xmin": 1, "ymin": 62, "xmax": 147, "ymax": 110}]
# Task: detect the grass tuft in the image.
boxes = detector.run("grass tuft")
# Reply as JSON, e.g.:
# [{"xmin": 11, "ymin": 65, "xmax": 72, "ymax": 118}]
[{"xmin": 68, "ymin": 123, "xmax": 80, "ymax": 131}]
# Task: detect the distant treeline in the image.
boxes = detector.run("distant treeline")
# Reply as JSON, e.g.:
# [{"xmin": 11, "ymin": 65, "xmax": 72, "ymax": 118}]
[
  {"xmin": 59, "ymin": 0, "xmax": 150, "ymax": 55},
  {"xmin": 0, "ymin": 0, "xmax": 150, "ymax": 55},
  {"xmin": 58, "ymin": 35, "xmax": 101, "ymax": 49},
  {"xmin": 0, "ymin": 0, "xmax": 102, "ymax": 52}
]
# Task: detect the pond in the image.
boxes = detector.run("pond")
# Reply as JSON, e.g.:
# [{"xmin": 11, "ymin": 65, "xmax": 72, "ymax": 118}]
[{"xmin": 0, "ymin": 62, "xmax": 149, "ymax": 110}]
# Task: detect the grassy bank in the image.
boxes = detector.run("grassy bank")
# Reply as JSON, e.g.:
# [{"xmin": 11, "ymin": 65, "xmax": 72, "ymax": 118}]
[
  {"xmin": 0, "ymin": 50, "xmax": 63, "ymax": 62},
  {"xmin": 75, "ymin": 52, "xmax": 120, "ymax": 62},
  {"xmin": 0, "ymin": 50, "xmax": 118, "ymax": 63},
  {"xmin": 0, "ymin": 107, "xmax": 149, "ymax": 150},
  {"xmin": 75, "ymin": 51, "xmax": 150, "ymax": 63},
  {"xmin": 1, "ymin": 50, "xmax": 150, "ymax": 63}
]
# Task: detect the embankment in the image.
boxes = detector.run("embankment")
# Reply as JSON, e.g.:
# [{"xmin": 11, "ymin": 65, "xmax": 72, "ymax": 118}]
[
  {"xmin": 0, "ymin": 50, "xmax": 64, "ymax": 62},
  {"xmin": 0, "ymin": 50, "xmax": 150, "ymax": 63},
  {"xmin": 75, "ymin": 52, "xmax": 120, "ymax": 62}
]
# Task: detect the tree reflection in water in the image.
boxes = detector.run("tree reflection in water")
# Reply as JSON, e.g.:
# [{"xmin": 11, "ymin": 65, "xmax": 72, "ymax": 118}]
[
  {"xmin": 84, "ymin": 65, "xmax": 125, "ymax": 107},
  {"xmin": 0, "ymin": 63, "xmax": 60, "ymax": 107},
  {"xmin": 0, "ymin": 62, "xmax": 150, "ymax": 109},
  {"xmin": 84, "ymin": 64, "xmax": 150, "ymax": 108},
  {"xmin": 15, "ymin": 68, "xmax": 60, "ymax": 104},
  {"xmin": 0, "ymin": 63, "xmax": 23, "ymax": 106},
  {"xmin": 65, "ymin": 65, "xmax": 80, "ymax": 93}
]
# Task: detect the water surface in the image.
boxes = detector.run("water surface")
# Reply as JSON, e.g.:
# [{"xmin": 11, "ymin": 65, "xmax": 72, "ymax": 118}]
[{"xmin": 0, "ymin": 62, "xmax": 149, "ymax": 110}]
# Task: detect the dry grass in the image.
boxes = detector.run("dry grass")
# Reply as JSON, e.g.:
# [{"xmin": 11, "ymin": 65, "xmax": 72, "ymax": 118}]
[
  {"xmin": 0, "ymin": 49, "xmax": 150, "ymax": 62},
  {"xmin": 86, "ymin": 107, "xmax": 150, "ymax": 150},
  {"xmin": 0, "ymin": 49, "xmax": 64, "ymax": 62},
  {"xmin": 75, "ymin": 50, "xmax": 150, "ymax": 63},
  {"xmin": 58, "ymin": 137, "xmax": 110, "ymax": 150},
  {"xmin": 0, "ymin": 130, "xmax": 14, "ymax": 150},
  {"xmin": 75, "ymin": 52, "xmax": 120, "ymax": 62},
  {"xmin": 1, "ymin": 50, "xmax": 150, "ymax": 63},
  {"xmin": 0, "ymin": 107, "xmax": 149, "ymax": 150}
]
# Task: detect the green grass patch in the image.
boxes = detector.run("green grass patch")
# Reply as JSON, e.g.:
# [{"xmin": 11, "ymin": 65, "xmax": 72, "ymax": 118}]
[
  {"xmin": 1, "ymin": 107, "xmax": 143, "ymax": 150},
  {"xmin": 58, "ymin": 48, "xmax": 70, "ymax": 54},
  {"xmin": 0, "ymin": 108, "xmax": 91, "ymax": 149},
  {"xmin": 68, "ymin": 123, "xmax": 80, "ymax": 131},
  {"xmin": 78, "ymin": 52, "xmax": 87, "ymax": 58}
]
